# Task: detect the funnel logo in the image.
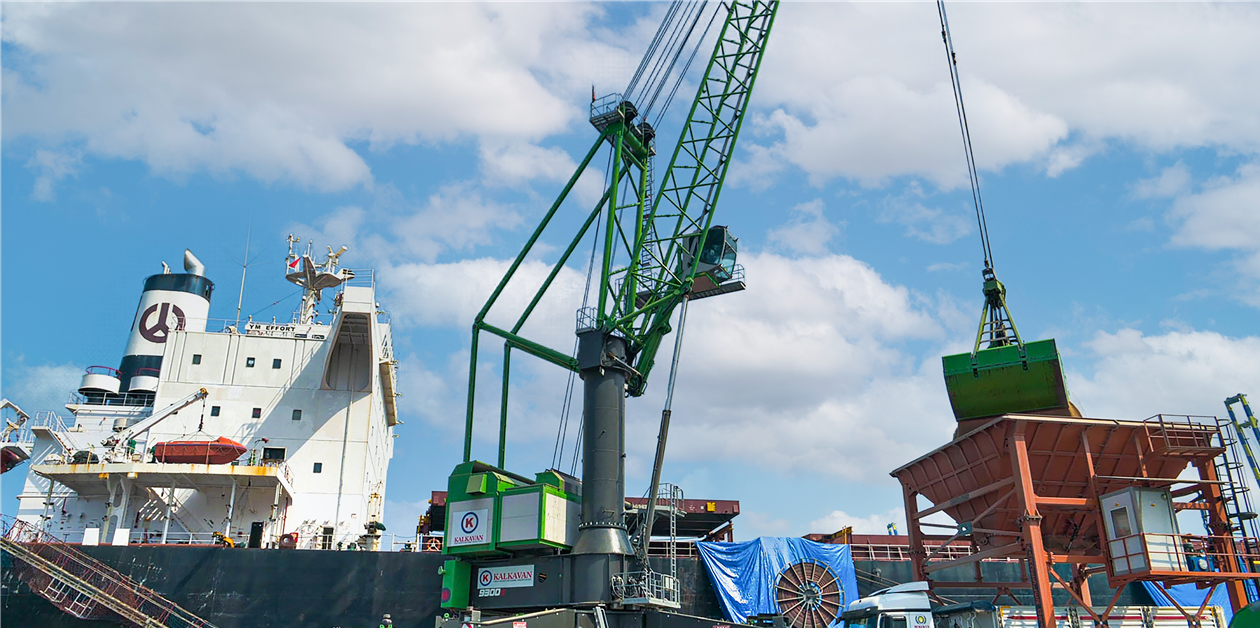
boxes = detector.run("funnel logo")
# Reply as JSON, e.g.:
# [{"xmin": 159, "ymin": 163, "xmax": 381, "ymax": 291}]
[
  {"xmin": 448, "ymin": 508, "xmax": 488, "ymax": 547},
  {"xmin": 139, "ymin": 303, "xmax": 187, "ymax": 343}
]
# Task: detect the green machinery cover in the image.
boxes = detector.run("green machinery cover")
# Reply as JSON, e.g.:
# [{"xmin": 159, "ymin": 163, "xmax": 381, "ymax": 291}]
[
  {"xmin": 942, "ymin": 338, "xmax": 1071, "ymax": 421},
  {"xmin": 443, "ymin": 461, "xmax": 580, "ymax": 557}
]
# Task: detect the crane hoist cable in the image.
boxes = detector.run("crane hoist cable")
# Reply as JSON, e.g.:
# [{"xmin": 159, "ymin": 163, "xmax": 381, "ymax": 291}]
[
  {"xmin": 937, "ymin": 0, "xmax": 994, "ymax": 272},
  {"xmin": 936, "ymin": 2, "xmax": 1075, "ymax": 428}
]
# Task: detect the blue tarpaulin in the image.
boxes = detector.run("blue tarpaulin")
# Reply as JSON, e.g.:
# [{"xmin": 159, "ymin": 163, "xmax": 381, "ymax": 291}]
[
  {"xmin": 1141, "ymin": 581, "xmax": 1235, "ymax": 626},
  {"xmin": 697, "ymin": 537, "xmax": 860, "ymax": 627}
]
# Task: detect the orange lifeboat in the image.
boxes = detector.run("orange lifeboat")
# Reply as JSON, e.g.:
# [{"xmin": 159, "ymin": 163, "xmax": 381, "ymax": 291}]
[{"xmin": 152, "ymin": 436, "xmax": 246, "ymax": 464}]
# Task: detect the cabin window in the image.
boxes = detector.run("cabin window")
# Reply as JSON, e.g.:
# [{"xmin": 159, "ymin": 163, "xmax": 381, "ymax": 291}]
[
  {"xmin": 272, "ymin": 358, "xmax": 282, "ymax": 369},
  {"xmin": 252, "ymin": 407, "xmax": 262, "ymax": 419},
  {"xmin": 292, "ymin": 409, "xmax": 302, "ymax": 421},
  {"xmin": 883, "ymin": 617, "xmax": 907, "ymax": 628},
  {"xmin": 1110, "ymin": 506, "xmax": 1133, "ymax": 537},
  {"xmin": 191, "ymin": 354, "xmax": 202, "ymax": 365},
  {"xmin": 210, "ymin": 406, "xmax": 221, "ymax": 417},
  {"xmin": 262, "ymin": 447, "xmax": 286, "ymax": 461},
  {"xmin": 246, "ymin": 357, "xmax": 256, "ymax": 368},
  {"xmin": 313, "ymin": 462, "xmax": 323, "ymax": 474}
]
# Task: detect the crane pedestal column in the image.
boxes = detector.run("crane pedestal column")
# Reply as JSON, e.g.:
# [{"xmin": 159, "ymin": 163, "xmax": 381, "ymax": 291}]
[{"xmin": 572, "ymin": 330, "xmax": 633, "ymax": 601}]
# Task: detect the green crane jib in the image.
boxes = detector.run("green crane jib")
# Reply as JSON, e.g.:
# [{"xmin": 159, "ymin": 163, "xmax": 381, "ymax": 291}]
[
  {"xmin": 934, "ymin": 1, "xmax": 1073, "ymax": 430},
  {"xmin": 463, "ymin": 0, "xmax": 778, "ymax": 466}
]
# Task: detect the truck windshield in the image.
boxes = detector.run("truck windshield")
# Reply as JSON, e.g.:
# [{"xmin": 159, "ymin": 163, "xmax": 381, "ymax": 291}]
[
  {"xmin": 844, "ymin": 617, "xmax": 876, "ymax": 628},
  {"xmin": 884, "ymin": 617, "xmax": 908, "ymax": 628}
]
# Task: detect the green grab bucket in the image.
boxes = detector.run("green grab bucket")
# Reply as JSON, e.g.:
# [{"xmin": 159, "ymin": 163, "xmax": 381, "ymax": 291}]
[{"xmin": 942, "ymin": 338, "xmax": 1071, "ymax": 422}]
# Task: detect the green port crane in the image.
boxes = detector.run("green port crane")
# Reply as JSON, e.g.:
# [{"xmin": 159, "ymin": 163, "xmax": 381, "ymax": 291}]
[
  {"xmin": 462, "ymin": 0, "xmax": 777, "ymax": 466},
  {"xmin": 934, "ymin": 1, "xmax": 1074, "ymax": 428},
  {"xmin": 437, "ymin": 0, "xmax": 778, "ymax": 614}
]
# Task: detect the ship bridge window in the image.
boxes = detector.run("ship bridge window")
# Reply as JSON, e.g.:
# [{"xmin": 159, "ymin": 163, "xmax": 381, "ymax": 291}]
[
  {"xmin": 210, "ymin": 406, "xmax": 221, "ymax": 417},
  {"xmin": 292, "ymin": 409, "xmax": 302, "ymax": 421},
  {"xmin": 192, "ymin": 354, "xmax": 202, "ymax": 365},
  {"xmin": 252, "ymin": 407, "xmax": 262, "ymax": 418},
  {"xmin": 313, "ymin": 462, "xmax": 323, "ymax": 473},
  {"xmin": 246, "ymin": 357, "xmax": 256, "ymax": 368},
  {"xmin": 262, "ymin": 447, "xmax": 286, "ymax": 461},
  {"xmin": 272, "ymin": 358, "xmax": 282, "ymax": 369}
]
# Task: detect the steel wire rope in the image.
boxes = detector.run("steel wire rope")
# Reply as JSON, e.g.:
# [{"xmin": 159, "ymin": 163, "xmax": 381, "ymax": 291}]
[
  {"xmin": 652, "ymin": 3, "xmax": 720, "ymax": 130},
  {"xmin": 937, "ymin": 1, "xmax": 995, "ymax": 270},
  {"xmin": 552, "ymin": 148, "xmax": 614, "ymax": 470},
  {"xmin": 637, "ymin": 1, "xmax": 706, "ymax": 121},
  {"xmin": 625, "ymin": 1, "xmax": 684, "ymax": 100}
]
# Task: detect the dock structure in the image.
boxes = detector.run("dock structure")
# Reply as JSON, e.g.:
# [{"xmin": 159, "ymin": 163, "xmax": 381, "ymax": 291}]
[{"xmin": 892, "ymin": 413, "xmax": 1259, "ymax": 628}]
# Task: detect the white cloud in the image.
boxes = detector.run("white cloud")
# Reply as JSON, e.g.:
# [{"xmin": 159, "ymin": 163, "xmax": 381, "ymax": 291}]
[
  {"xmin": 1168, "ymin": 163, "xmax": 1260, "ymax": 252},
  {"xmin": 926, "ymin": 262, "xmax": 967, "ymax": 273},
  {"xmin": 25, "ymin": 150, "xmax": 80, "ymax": 202},
  {"xmin": 1068, "ymin": 328, "xmax": 1260, "ymax": 420},
  {"xmin": 809, "ymin": 508, "xmax": 905, "ymax": 536},
  {"xmin": 1134, "ymin": 162, "xmax": 1192, "ymax": 199},
  {"xmin": 1, "ymin": 360, "xmax": 82, "ymax": 415},
  {"xmin": 2, "ymin": 3, "xmax": 626, "ymax": 194},
  {"xmin": 877, "ymin": 185, "xmax": 973, "ymax": 245},
  {"xmin": 766, "ymin": 199, "xmax": 842, "ymax": 255},
  {"xmin": 750, "ymin": 3, "xmax": 1260, "ymax": 185}
]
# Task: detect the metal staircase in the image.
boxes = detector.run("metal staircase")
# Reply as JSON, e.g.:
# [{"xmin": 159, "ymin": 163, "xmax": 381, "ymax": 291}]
[
  {"xmin": 1209, "ymin": 415, "xmax": 1260, "ymax": 602},
  {"xmin": 0, "ymin": 515, "xmax": 218, "ymax": 628}
]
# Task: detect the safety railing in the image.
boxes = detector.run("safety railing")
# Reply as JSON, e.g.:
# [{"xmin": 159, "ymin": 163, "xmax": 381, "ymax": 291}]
[
  {"xmin": 611, "ymin": 570, "xmax": 681, "ymax": 608},
  {"xmin": 1, "ymin": 515, "xmax": 218, "ymax": 627},
  {"xmin": 1107, "ymin": 533, "xmax": 1260, "ymax": 577},
  {"xmin": 1142, "ymin": 414, "xmax": 1221, "ymax": 454}
]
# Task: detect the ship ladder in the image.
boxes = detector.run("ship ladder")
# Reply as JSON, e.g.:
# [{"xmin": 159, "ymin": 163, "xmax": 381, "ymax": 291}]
[
  {"xmin": 0, "ymin": 516, "xmax": 218, "ymax": 628},
  {"xmin": 1208, "ymin": 415, "xmax": 1260, "ymax": 603}
]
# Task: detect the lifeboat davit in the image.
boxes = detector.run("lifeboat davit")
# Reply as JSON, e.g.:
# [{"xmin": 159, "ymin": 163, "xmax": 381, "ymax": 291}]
[
  {"xmin": 152, "ymin": 436, "xmax": 246, "ymax": 464},
  {"xmin": 2, "ymin": 444, "xmax": 31, "ymax": 473}
]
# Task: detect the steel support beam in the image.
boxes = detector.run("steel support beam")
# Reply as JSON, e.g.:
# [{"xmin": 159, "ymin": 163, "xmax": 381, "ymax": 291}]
[{"xmin": 1009, "ymin": 422, "xmax": 1055, "ymax": 628}]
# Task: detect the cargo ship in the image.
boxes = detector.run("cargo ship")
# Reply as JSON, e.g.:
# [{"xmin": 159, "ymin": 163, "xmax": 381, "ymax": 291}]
[{"xmin": 1, "ymin": 237, "xmax": 405, "ymax": 625}]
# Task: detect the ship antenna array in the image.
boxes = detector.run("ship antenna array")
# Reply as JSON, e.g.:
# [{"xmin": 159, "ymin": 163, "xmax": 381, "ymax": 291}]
[{"xmin": 937, "ymin": 1, "xmax": 994, "ymax": 272}]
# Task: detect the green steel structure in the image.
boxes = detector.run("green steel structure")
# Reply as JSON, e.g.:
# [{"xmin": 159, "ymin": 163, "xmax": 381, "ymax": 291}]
[
  {"xmin": 1226, "ymin": 394, "xmax": 1260, "ymax": 485},
  {"xmin": 462, "ymin": 0, "xmax": 778, "ymax": 466}
]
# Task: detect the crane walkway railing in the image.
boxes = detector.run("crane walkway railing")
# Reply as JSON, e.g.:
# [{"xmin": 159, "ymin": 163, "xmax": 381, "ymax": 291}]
[{"xmin": 0, "ymin": 515, "xmax": 217, "ymax": 628}]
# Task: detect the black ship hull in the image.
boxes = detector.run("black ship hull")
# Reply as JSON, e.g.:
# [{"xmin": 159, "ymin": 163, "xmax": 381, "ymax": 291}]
[{"xmin": 2, "ymin": 547, "xmax": 1150, "ymax": 628}]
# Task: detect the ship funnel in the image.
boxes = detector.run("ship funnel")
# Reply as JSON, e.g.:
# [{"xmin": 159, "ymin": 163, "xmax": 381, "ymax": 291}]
[
  {"xmin": 119, "ymin": 252, "xmax": 215, "ymax": 392},
  {"xmin": 184, "ymin": 249, "xmax": 205, "ymax": 276}
]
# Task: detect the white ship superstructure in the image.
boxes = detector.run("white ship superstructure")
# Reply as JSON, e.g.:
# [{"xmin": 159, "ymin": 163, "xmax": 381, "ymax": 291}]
[{"xmin": 14, "ymin": 238, "xmax": 399, "ymax": 550}]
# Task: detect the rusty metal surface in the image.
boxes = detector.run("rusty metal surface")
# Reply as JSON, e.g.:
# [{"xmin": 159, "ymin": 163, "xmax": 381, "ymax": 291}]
[{"xmin": 891, "ymin": 414, "xmax": 1222, "ymax": 554}]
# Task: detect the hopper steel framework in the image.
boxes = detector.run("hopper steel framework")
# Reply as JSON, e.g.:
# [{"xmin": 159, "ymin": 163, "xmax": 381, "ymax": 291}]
[{"xmin": 892, "ymin": 414, "xmax": 1259, "ymax": 628}]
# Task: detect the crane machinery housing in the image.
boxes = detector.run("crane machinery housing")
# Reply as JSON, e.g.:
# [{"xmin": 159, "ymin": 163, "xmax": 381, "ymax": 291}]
[{"xmin": 436, "ymin": 2, "xmax": 778, "ymax": 628}]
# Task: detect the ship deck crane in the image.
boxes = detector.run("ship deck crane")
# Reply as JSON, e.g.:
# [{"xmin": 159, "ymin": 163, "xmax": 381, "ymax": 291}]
[
  {"xmin": 934, "ymin": 1, "xmax": 1075, "ymax": 434},
  {"xmin": 440, "ymin": 0, "xmax": 778, "ymax": 620},
  {"xmin": 1, "ymin": 399, "xmax": 32, "ymax": 473},
  {"xmin": 101, "ymin": 388, "xmax": 209, "ymax": 462}
]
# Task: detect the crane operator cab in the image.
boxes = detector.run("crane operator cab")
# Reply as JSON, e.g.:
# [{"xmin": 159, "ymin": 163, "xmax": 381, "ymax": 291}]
[{"xmin": 683, "ymin": 226, "xmax": 744, "ymax": 299}]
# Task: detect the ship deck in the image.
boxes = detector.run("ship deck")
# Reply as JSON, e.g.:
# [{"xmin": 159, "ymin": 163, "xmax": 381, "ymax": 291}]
[{"xmin": 32, "ymin": 461, "xmax": 296, "ymax": 498}]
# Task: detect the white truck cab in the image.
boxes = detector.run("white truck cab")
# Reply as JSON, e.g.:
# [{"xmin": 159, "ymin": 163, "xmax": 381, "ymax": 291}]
[{"xmin": 841, "ymin": 582, "xmax": 935, "ymax": 628}]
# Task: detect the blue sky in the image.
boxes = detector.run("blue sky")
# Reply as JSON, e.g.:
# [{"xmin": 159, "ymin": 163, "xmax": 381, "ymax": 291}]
[{"xmin": 3, "ymin": 2, "xmax": 1260, "ymax": 540}]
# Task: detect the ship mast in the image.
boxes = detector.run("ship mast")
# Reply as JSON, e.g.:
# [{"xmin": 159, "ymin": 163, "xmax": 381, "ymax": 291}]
[{"xmin": 285, "ymin": 234, "xmax": 354, "ymax": 324}]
